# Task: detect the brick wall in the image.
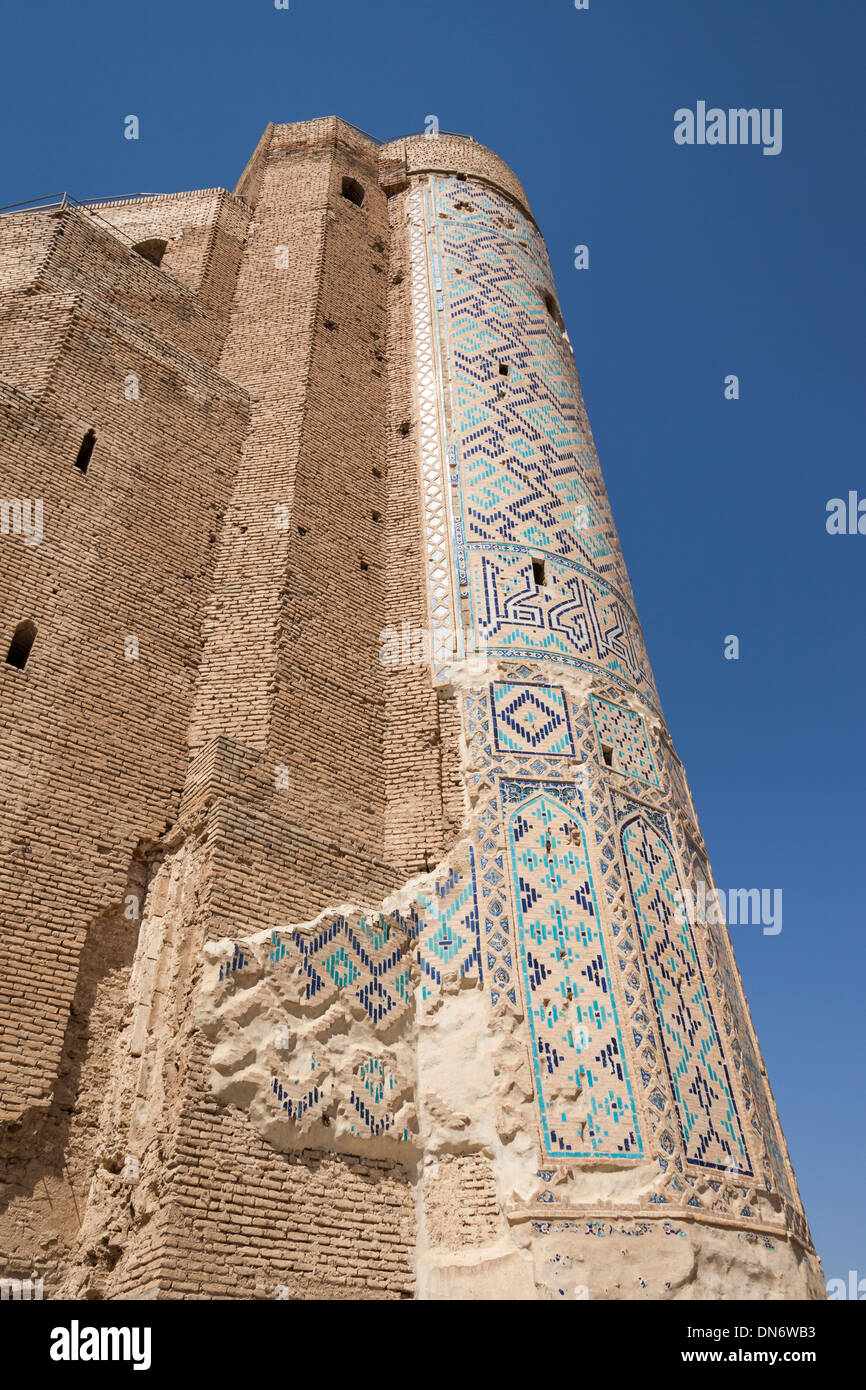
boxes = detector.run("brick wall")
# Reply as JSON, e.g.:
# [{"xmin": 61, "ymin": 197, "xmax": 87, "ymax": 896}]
[
  {"xmin": 0, "ymin": 119, "xmax": 561, "ymax": 1300},
  {"xmin": 0, "ymin": 212, "xmax": 248, "ymax": 1131}
]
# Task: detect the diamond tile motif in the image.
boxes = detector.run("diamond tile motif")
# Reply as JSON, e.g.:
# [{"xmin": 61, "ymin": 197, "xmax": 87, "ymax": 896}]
[{"xmin": 490, "ymin": 681, "xmax": 576, "ymax": 757}]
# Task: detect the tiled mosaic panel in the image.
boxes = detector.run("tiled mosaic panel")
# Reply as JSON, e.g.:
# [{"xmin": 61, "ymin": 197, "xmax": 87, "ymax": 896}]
[
  {"xmin": 214, "ymin": 861, "xmax": 483, "ymax": 1142},
  {"xmin": 213, "ymin": 669, "xmax": 804, "ymax": 1218},
  {"xmin": 266, "ymin": 916, "xmax": 415, "ymax": 1028},
  {"xmin": 414, "ymin": 850, "xmax": 482, "ymax": 989},
  {"xmin": 433, "ymin": 183, "xmax": 624, "ymax": 583},
  {"xmin": 465, "ymin": 676, "xmax": 799, "ymax": 1206},
  {"xmin": 269, "ymin": 1049, "xmax": 412, "ymax": 1144},
  {"xmin": 491, "ymin": 681, "xmax": 576, "ymax": 757},
  {"xmin": 680, "ymin": 842, "xmax": 793, "ymax": 1202},
  {"xmin": 474, "ymin": 553, "xmax": 652, "ymax": 699},
  {"xmin": 620, "ymin": 816, "xmax": 749, "ymax": 1174},
  {"xmin": 506, "ymin": 784, "xmax": 641, "ymax": 1159},
  {"xmin": 471, "ymin": 790, "xmax": 518, "ymax": 1012},
  {"xmin": 265, "ymin": 870, "xmax": 481, "ymax": 1008},
  {"xmin": 213, "ymin": 918, "xmax": 417, "ymax": 1142},
  {"xmin": 348, "ymin": 1057, "xmax": 406, "ymax": 1140},
  {"xmin": 417, "ymin": 177, "xmax": 658, "ymax": 707},
  {"xmin": 590, "ymin": 695, "xmax": 660, "ymax": 787}
]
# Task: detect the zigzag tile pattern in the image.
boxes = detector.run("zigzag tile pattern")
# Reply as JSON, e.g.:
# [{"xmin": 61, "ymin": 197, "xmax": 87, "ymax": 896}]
[
  {"xmin": 412, "ymin": 177, "xmax": 658, "ymax": 706},
  {"xmin": 267, "ymin": 916, "xmax": 415, "ymax": 1029}
]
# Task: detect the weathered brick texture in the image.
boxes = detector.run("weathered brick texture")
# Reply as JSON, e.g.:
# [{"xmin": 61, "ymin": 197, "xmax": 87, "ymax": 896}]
[
  {"xmin": 0, "ymin": 118, "xmax": 445, "ymax": 1298},
  {"xmin": 0, "ymin": 118, "xmax": 821, "ymax": 1301}
]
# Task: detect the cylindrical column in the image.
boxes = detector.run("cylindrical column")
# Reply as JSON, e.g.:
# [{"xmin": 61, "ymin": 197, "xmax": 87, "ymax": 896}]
[{"xmin": 387, "ymin": 135, "xmax": 821, "ymax": 1296}]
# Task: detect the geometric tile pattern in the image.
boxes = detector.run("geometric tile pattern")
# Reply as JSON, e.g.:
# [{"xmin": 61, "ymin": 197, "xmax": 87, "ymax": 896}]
[
  {"xmin": 266, "ymin": 916, "xmax": 415, "ymax": 1030},
  {"xmin": 468, "ymin": 791, "xmax": 518, "ymax": 1013},
  {"xmin": 413, "ymin": 849, "xmax": 482, "ymax": 990},
  {"xmin": 590, "ymin": 695, "xmax": 659, "ymax": 787},
  {"xmin": 414, "ymin": 176, "xmax": 659, "ymax": 707},
  {"xmin": 678, "ymin": 837, "xmax": 793, "ymax": 1203},
  {"xmin": 475, "ymin": 555, "xmax": 651, "ymax": 698},
  {"xmin": 208, "ymin": 668, "xmax": 805, "ymax": 1231},
  {"xmin": 407, "ymin": 188, "xmax": 460, "ymax": 672},
  {"xmin": 265, "ymin": 869, "xmax": 482, "ymax": 1009},
  {"xmin": 491, "ymin": 681, "xmax": 576, "ymax": 757},
  {"xmin": 459, "ymin": 671, "xmax": 805, "ymax": 1219},
  {"xmin": 620, "ymin": 813, "xmax": 750, "ymax": 1174},
  {"xmin": 506, "ymin": 782, "xmax": 642, "ymax": 1159},
  {"xmin": 268, "ymin": 1054, "xmax": 411, "ymax": 1144},
  {"xmin": 348, "ymin": 1057, "xmax": 406, "ymax": 1140}
]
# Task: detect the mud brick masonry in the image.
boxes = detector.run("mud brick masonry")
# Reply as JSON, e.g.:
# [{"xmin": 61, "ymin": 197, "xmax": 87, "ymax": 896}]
[{"xmin": 0, "ymin": 119, "xmax": 824, "ymax": 1299}]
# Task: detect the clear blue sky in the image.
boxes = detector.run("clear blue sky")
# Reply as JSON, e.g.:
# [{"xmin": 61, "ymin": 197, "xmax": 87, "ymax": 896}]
[{"xmin": 2, "ymin": 0, "xmax": 862, "ymax": 1288}]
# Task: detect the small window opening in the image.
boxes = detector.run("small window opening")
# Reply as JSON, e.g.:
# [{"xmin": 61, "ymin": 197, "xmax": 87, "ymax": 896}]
[
  {"xmin": 372, "ymin": 467, "xmax": 382, "ymax": 479},
  {"xmin": 498, "ymin": 362, "xmax": 509, "ymax": 376},
  {"xmin": 341, "ymin": 177, "xmax": 365, "ymax": 208},
  {"xmin": 359, "ymin": 557, "xmax": 369, "ymax": 571},
  {"xmin": 601, "ymin": 744, "xmax": 614, "ymax": 768},
  {"xmin": 6, "ymin": 619, "xmax": 36, "ymax": 670},
  {"xmin": 371, "ymin": 510, "xmax": 381, "ymax": 523},
  {"xmin": 398, "ymin": 420, "xmax": 411, "ymax": 437},
  {"xmin": 74, "ymin": 429, "xmax": 96, "ymax": 474},
  {"xmin": 297, "ymin": 525, "xmax": 308, "ymax": 537},
  {"xmin": 543, "ymin": 289, "xmax": 565, "ymax": 331},
  {"xmin": 531, "ymin": 557, "xmax": 546, "ymax": 587},
  {"xmin": 132, "ymin": 238, "xmax": 168, "ymax": 268}
]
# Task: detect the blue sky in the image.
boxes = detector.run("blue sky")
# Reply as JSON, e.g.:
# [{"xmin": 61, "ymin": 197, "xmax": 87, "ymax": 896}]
[{"xmin": 2, "ymin": 0, "xmax": 862, "ymax": 1287}]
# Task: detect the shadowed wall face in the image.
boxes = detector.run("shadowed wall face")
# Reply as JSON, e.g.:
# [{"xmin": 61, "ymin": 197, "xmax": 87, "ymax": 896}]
[{"xmin": 0, "ymin": 199, "xmax": 248, "ymax": 1131}]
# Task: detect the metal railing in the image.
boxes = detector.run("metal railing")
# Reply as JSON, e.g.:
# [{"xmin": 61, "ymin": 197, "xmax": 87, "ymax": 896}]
[
  {"xmin": 0, "ymin": 190, "xmax": 166, "ymax": 216},
  {"xmin": 0, "ymin": 127, "xmax": 486, "ymax": 226},
  {"xmin": 0, "ymin": 191, "xmax": 172, "ymax": 248},
  {"xmin": 327, "ymin": 119, "xmax": 479, "ymax": 147}
]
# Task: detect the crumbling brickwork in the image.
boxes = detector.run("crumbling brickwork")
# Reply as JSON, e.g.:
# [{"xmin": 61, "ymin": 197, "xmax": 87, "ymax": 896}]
[{"xmin": 0, "ymin": 118, "xmax": 824, "ymax": 1300}]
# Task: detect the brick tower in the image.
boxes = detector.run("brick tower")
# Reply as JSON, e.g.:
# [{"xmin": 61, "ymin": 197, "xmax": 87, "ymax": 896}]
[{"xmin": 0, "ymin": 120, "xmax": 823, "ymax": 1299}]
